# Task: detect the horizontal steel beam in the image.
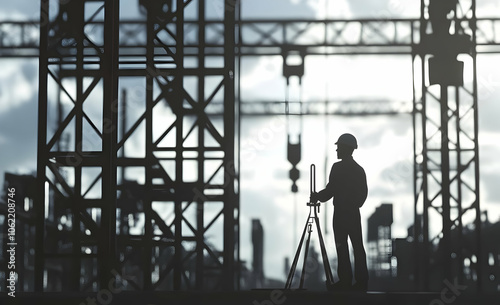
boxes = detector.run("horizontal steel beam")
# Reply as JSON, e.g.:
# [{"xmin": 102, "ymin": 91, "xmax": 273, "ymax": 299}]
[
  {"xmin": 236, "ymin": 100, "xmax": 411, "ymax": 116},
  {"xmin": 2, "ymin": 18, "xmax": 500, "ymax": 57}
]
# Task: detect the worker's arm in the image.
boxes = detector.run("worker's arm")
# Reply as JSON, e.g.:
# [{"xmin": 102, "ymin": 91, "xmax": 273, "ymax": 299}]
[
  {"xmin": 355, "ymin": 168, "xmax": 368, "ymax": 207},
  {"xmin": 310, "ymin": 164, "xmax": 337, "ymax": 203}
]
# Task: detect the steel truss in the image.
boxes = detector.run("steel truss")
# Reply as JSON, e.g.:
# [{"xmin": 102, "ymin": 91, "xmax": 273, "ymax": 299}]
[
  {"xmin": 35, "ymin": 0, "xmax": 237, "ymax": 292},
  {"xmin": 36, "ymin": 0, "xmax": 120, "ymax": 292},
  {"xmin": 412, "ymin": 0, "xmax": 483, "ymax": 291},
  {"xmin": 0, "ymin": 0, "xmax": 498, "ymax": 293},
  {"xmin": 2, "ymin": 17, "xmax": 500, "ymax": 57}
]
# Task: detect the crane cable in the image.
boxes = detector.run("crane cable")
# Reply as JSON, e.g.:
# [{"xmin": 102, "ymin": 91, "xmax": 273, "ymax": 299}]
[{"xmin": 285, "ymin": 76, "xmax": 304, "ymax": 250}]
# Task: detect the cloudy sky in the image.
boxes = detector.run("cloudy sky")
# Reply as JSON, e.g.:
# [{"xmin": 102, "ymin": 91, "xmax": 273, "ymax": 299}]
[{"xmin": 1, "ymin": 0, "xmax": 499, "ymax": 283}]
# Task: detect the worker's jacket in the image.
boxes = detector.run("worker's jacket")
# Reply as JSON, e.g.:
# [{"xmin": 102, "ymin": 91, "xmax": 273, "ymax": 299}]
[{"xmin": 316, "ymin": 156, "xmax": 368, "ymax": 209}]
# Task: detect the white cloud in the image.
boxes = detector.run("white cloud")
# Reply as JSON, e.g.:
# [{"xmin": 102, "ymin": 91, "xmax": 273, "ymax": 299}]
[
  {"xmin": 0, "ymin": 5, "xmax": 38, "ymax": 21},
  {"xmin": 0, "ymin": 60, "xmax": 37, "ymax": 114},
  {"xmin": 477, "ymin": 1, "xmax": 500, "ymax": 18},
  {"xmin": 305, "ymin": 0, "xmax": 420, "ymax": 19},
  {"xmin": 303, "ymin": 55, "xmax": 413, "ymax": 102},
  {"xmin": 240, "ymin": 56, "xmax": 286, "ymax": 101},
  {"xmin": 241, "ymin": 0, "xmax": 316, "ymax": 19},
  {"xmin": 477, "ymin": 55, "xmax": 500, "ymax": 133}
]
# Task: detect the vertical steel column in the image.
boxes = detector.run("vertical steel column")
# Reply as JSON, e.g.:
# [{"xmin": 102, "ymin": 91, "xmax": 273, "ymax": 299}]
[
  {"xmin": 471, "ymin": 0, "xmax": 482, "ymax": 291},
  {"xmin": 173, "ymin": 0, "xmax": 185, "ymax": 290},
  {"xmin": 35, "ymin": 0, "xmax": 49, "ymax": 292},
  {"xmin": 454, "ymin": 86, "xmax": 465, "ymax": 284},
  {"xmin": 120, "ymin": 89, "xmax": 127, "ymax": 182},
  {"xmin": 223, "ymin": 0, "xmax": 237, "ymax": 290},
  {"xmin": 414, "ymin": 36, "xmax": 431, "ymax": 292},
  {"xmin": 73, "ymin": 0, "xmax": 85, "ymax": 290},
  {"xmin": 196, "ymin": 0, "xmax": 206, "ymax": 290},
  {"xmin": 235, "ymin": 0, "xmax": 242, "ymax": 290},
  {"xmin": 440, "ymin": 85, "xmax": 452, "ymax": 281},
  {"xmin": 143, "ymin": 1, "xmax": 154, "ymax": 290},
  {"xmin": 101, "ymin": 0, "xmax": 119, "ymax": 290}
]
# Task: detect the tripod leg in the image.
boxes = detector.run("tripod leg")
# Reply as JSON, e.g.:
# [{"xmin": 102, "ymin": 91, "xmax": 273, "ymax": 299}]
[
  {"xmin": 299, "ymin": 225, "xmax": 312, "ymax": 289},
  {"xmin": 285, "ymin": 213, "xmax": 312, "ymax": 289},
  {"xmin": 314, "ymin": 211, "xmax": 334, "ymax": 285}
]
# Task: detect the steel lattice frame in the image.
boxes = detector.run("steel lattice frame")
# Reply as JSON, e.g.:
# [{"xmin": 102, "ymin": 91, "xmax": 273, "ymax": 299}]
[
  {"xmin": 36, "ymin": 0, "xmax": 120, "ymax": 292},
  {"xmin": 412, "ymin": 0, "xmax": 482, "ymax": 291},
  {"xmin": 35, "ymin": 0, "xmax": 237, "ymax": 292}
]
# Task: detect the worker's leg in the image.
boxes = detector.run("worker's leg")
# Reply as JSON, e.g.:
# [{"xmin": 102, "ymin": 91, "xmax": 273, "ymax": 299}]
[
  {"xmin": 350, "ymin": 210, "xmax": 368, "ymax": 288},
  {"xmin": 333, "ymin": 211, "xmax": 352, "ymax": 286}
]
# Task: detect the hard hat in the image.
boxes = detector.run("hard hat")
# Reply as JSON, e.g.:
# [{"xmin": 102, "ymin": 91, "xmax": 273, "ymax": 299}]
[{"xmin": 335, "ymin": 133, "xmax": 358, "ymax": 149}]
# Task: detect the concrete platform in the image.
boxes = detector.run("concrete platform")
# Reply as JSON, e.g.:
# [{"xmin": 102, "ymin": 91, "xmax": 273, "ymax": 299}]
[{"xmin": 3, "ymin": 290, "xmax": 499, "ymax": 305}]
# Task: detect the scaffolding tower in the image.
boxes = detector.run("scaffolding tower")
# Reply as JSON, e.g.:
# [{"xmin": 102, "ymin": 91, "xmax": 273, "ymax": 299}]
[
  {"xmin": 35, "ymin": 0, "xmax": 238, "ymax": 291},
  {"xmin": 412, "ymin": 0, "xmax": 482, "ymax": 291}
]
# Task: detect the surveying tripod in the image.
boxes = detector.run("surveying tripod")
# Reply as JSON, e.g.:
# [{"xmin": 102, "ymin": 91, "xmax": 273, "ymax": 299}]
[{"xmin": 284, "ymin": 164, "xmax": 334, "ymax": 290}]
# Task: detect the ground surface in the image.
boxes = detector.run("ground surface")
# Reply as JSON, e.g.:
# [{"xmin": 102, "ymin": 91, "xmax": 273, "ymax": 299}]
[{"xmin": 2, "ymin": 290, "xmax": 500, "ymax": 305}]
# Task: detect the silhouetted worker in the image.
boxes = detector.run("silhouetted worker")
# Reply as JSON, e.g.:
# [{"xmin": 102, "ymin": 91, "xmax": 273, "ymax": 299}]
[
  {"xmin": 310, "ymin": 133, "xmax": 368, "ymax": 291},
  {"xmin": 429, "ymin": 0, "xmax": 458, "ymax": 36}
]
